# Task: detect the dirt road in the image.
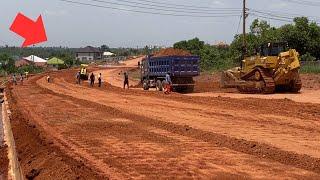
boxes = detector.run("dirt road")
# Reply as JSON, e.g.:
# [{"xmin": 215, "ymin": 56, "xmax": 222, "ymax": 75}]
[
  {"xmin": 5, "ymin": 57, "xmax": 320, "ymax": 179},
  {"xmin": 94, "ymin": 57, "xmax": 142, "ymax": 88},
  {"xmin": 96, "ymin": 58, "xmax": 320, "ymax": 104},
  {"xmin": 188, "ymin": 89, "xmax": 320, "ymax": 104}
]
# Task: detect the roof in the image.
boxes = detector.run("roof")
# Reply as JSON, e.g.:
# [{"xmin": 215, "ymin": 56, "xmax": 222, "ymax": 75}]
[
  {"xmin": 47, "ymin": 57, "xmax": 65, "ymax": 65},
  {"xmin": 103, "ymin": 52, "xmax": 115, "ymax": 56},
  {"xmin": 15, "ymin": 59, "xmax": 30, "ymax": 67},
  {"xmin": 23, "ymin": 55, "xmax": 47, "ymax": 63},
  {"xmin": 76, "ymin": 46, "xmax": 101, "ymax": 53}
]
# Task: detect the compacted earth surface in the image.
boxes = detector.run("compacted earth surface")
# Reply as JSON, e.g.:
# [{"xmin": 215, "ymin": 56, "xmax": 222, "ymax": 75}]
[
  {"xmin": 0, "ymin": 108, "xmax": 8, "ymax": 180},
  {"xmin": 4, "ymin": 57, "xmax": 320, "ymax": 179}
]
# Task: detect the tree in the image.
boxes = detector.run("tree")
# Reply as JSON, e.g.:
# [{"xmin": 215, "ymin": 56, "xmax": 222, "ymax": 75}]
[
  {"xmin": 100, "ymin": 45, "xmax": 110, "ymax": 52},
  {"xmin": 250, "ymin": 19, "xmax": 271, "ymax": 36},
  {"xmin": 53, "ymin": 53, "xmax": 75, "ymax": 68},
  {"xmin": 0, "ymin": 53, "xmax": 16, "ymax": 73},
  {"xmin": 199, "ymin": 45, "xmax": 233, "ymax": 71},
  {"xmin": 173, "ymin": 38, "xmax": 204, "ymax": 55}
]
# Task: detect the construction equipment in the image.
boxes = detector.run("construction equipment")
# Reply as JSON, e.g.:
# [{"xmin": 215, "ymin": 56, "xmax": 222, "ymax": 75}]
[
  {"xmin": 141, "ymin": 55, "xmax": 200, "ymax": 92},
  {"xmin": 80, "ymin": 64, "xmax": 89, "ymax": 80},
  {"xmin": 221, "ymin": 42, "xmax": 302, "ymax": 94}
]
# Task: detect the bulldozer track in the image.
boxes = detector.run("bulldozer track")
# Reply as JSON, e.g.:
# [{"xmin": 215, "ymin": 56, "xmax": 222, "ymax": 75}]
[
  {"xmin": 292, "ymin": 77, "xmax": 302, "ymax": 92},
  {"xmin": 259, "ymin": 68, "xmax": 276, "ymax": 94},
  {"xmin": 238, "ymin": 67, "xmax": 275, "ymax": 94}
]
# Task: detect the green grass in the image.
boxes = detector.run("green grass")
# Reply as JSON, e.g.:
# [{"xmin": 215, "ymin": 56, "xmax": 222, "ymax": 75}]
[{"xmin": 300, "ymin": 62, "xmax": 320, "ymax": 74}]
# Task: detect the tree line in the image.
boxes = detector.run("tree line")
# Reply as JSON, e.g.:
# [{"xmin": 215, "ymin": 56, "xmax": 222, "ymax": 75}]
[
  {"xmin": 174, "ymin": 17, "xmax": 320, "ymax": 71},
  {"xmin": 0, "ymin": 45, "xmax": 148, "ymax": 74}
]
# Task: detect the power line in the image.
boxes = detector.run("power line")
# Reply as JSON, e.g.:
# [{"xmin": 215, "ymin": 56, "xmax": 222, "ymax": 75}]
[
  {"xmin": 250, "ymin": 8, "xmax": 320, "ymax": 21},
  {"xmin": 58, "ymin": 0, "xmax": 241, "ymax": 17},
  {"xmin": 284, "ymin": 0, "xmax": 320, "ymax": 6},
  {"xmin": 111, "ymin": 0, "xmax": 241, "ymax": 12},
  {"xmin": 250, "ymin": 9, "xmax": 320, "ymax": 23},
  {"xmin": 250, "ymin": 10, "xmax": 293, "ymax": 19},
  {"xmin": 58, "ymin": 0, "xmax": 320, "ymax": 23},
  {"xmin": 251, "ymin": 13, "xmax": 292, "ymax": 22},
  {"xmin": 128, "ymin": 0, "xmax": 240, "ymax": 10},
  {"xmin": 85, "ymin": 0, "xmax": 241, "ymax": 15}
]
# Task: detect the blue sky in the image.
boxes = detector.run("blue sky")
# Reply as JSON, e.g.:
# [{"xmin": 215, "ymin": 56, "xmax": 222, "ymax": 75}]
[{"xmin": 0, "ymin": 0, "xmax": 319, "ymax": 48}]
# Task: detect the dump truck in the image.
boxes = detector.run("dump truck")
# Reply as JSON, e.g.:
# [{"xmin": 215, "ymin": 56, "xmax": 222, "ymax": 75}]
[
  {"xmin": 141, "ymin": 55, "xmax": 200, "ymax": 92},
  {"xmin": 221, "ymin": 42, "xmax": 302, "ymax": 94}
]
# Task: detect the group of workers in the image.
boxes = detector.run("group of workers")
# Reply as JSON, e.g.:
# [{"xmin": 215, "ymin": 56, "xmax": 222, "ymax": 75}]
[
  {"xmin": 76, "ymin": 70, "xmax": 130, "ymax": 89},
  {"xmin": 12, "ymin": 72, "xmax": 29, "ymax": 85},
  {"xmin": 75, "ymin": 68, "xmax": 172, "ymax": 94},
  {"xmin": 87, "ymin": 72, "xmax": 103, "ymax": 87}
]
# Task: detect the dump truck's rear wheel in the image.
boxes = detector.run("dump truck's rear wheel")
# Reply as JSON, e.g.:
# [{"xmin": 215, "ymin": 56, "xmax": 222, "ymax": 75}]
[
  {"xmin": 143, "ymin": 80, "xmax": 149, "ymax": 90},
  {"xmin": 156, "ymin": 80, "xmax": 163, "ymax": 91},
  {"xmin": 186, "ymin": 86, "xmax": 194, "ymax": 93}
]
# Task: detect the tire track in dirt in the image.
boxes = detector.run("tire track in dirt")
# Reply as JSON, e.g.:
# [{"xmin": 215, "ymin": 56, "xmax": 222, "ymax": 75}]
[
  {"xmin": 32, "ymin": 72, "xmax": 320, "ymax": 177},
  {"xmin": 40, "ymin": 75, "xmax": 320, "ymax": 159},
  {"xmin": 8, "ymin": 68, "xmax": 320, "ymax": 178},
  {"xmin": 7, "ymin": 82, "xmax": 106, "ymax": 180}
]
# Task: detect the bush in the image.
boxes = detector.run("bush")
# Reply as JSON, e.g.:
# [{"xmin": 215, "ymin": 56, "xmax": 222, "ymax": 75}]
[
  {"xmin": 301, "ymin": 61, "xmax": 320, "ymax": 74},
  {"xmin": 300, "ymin": 53, "xmax": 316, "ymax": 62},
  {"xmin": 199, "ymin": 45, "xmax": 234, "ymax": 71},
  {"xmin": 16, "ymin": 65, "xmax": 44, "ymax": 74}
]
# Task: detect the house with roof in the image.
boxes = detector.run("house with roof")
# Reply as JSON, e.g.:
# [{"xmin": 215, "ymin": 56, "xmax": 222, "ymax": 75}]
[
  {"xmin": 15, "ymin": 55, "xmax": 47, "ymax": 67},
  {"xmin": 76, "ymin": 46, "xmax": 102, "ymax": 61},
  {"xmin": 47, "ymin": 57, "xmax": 65, "ymax": 69}
]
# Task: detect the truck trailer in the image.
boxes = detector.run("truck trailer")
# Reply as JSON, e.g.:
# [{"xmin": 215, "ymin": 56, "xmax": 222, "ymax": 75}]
[{"xmin": 140, "ymin": 55, "xmax": 200, "ymax": 92}]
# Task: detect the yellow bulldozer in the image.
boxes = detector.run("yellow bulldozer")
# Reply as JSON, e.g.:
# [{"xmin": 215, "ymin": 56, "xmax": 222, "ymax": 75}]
[
  {"xmin": 221, "ymin": 42, "xmax": 302, "ymax": 94},
  {"xmin": 80, "ymin": 64, "xmax": 89, "ymax": 80}
]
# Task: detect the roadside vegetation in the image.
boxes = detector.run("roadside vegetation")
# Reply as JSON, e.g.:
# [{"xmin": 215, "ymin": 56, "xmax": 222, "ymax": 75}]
[
  {"xmin": 0, "ymin": 45, "xmax": 154, "ymax": 75},
  {"xmin": 1, "ymin": 17, "xmax": 320, "ymax": 74},
  {"xmin": 174, "ymin": 17, "xmax": 320, "ymax": 73},
  {"xmin": 301, "ymin": 62, "xmax": 320, "ymax": 74}
]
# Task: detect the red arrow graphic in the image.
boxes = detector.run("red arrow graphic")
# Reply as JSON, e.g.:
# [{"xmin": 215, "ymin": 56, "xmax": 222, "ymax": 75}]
[{"xmin": 10, "ymin": 13, "xmax": 47, "ymax": 47}]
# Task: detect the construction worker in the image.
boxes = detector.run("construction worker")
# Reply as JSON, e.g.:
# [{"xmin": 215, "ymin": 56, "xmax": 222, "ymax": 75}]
[
  {"xmin": 47, "ymin": 75, "xmax": 51, "ymax": 83},
  {"xmin": 76, "ymin": 71, "xmax": 81, "ymax": 84},
  {"xmin": 20, "ymin": 73, "xmax": 24, "ymax": 85},
  {"xmin": 123, "ymin": 72, "xmax": 129, "ymax": 89},
  {"xmin": 90, "ymin": 73, "xmax": 95, "ymax": 87},
  {"xmin": 12, "ymin": 74, "xmax": 17, "ymax": 85},
  {"xmin": 25, "ymin": 72, "xmax": 29, "ymax": 80},
  {"xmin": 164, "ymin": 72, "xmax": 172, "ymax": 94},
  {"xmin": 98, "ymin": 73, "xmax": 102, "ymax": 87}
]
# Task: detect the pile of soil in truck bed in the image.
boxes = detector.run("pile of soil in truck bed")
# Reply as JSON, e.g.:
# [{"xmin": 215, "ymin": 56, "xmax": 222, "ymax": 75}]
[{"xmin": 153, "ymin": 48, "xmax": 192, "ymax": 57}]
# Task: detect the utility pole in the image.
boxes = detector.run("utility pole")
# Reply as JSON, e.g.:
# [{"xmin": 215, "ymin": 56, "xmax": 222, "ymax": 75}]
[{"xmin": 242, "ymin": 0, "xmax": 247, "ymax": 58}]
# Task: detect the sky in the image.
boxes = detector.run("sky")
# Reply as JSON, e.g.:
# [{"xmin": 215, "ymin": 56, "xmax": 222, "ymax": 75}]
[{"xmin": 0, "ymin": 0, "xmax": 319, "ymax": 48}]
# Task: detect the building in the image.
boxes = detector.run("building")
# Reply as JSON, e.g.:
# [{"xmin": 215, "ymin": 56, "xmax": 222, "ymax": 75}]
[
  {"xmin": 15, "ymin": 55, "xmax": 47, "ymax": 67},
  {"xmin": 76, "ymin": 46, "xmax": 102, "ymax": 61},
  {"xmin": 47, "ymin": 57, "xmax": 65, "ymax": 69},
  {"xmin": 15, "ymin": 59, "xmax": 30, "ymax": 67}
]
